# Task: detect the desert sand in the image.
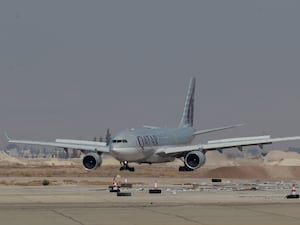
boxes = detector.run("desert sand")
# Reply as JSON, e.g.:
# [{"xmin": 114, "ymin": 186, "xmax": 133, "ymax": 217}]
[{"xmin": 1, "ymin": 150, "xmax": 300, "ymax": 179}]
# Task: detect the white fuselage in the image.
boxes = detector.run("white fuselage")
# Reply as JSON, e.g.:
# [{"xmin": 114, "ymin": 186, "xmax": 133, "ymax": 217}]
[{"xmin": 110, "ymin": 127, "xmax": 195, "ymax": 163}]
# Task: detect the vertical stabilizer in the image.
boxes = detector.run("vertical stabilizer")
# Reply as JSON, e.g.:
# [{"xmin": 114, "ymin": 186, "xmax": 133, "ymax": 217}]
[{"xmin": 178, "ymin": 77, "xmax": 196, "ymax": 128}]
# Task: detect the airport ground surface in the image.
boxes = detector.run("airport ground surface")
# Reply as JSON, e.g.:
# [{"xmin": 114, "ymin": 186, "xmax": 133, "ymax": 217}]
[
  {"xmin": 1, "ymin": 155, "xmax": 300, "ymax": 225},
  {"xmin": 1, "ymin": 175, "xmax": 300, "ymax": 225}
]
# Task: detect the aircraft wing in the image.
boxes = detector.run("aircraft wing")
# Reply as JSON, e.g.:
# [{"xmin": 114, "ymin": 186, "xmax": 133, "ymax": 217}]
[
  {"xmin": 156, "ymin": 135, "xmax": 300, "ymax": 156},
  {"xmin": 6, "ymin": 135, "xmax": 110, "ymax": 153},
  {"xmin": 193, "ymin": 123, "xmax": 244, "ymax": 136}
]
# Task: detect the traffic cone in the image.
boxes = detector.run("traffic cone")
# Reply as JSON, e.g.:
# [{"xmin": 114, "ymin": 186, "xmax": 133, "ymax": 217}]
[
  {"xmin": 149, "ymin": 180, "xmax": 162, "ymax": 194},
  {"xmin": 109, "ymin": 177, "xmax": 120, "ymax": 192},
  {"xmin": 286, "ymin": 183, "xmax": 299, "ymax": 199},
  {"xmin": 154, "ymin": 180, "xmax": 158, "ymax": 189},
  {"xmin": 291, "ymin": 184, "xmax": 297, "ymax": 195},
  {"xmin": 113, "ymin": 178, "xmax": 118, "ymax": 190}
]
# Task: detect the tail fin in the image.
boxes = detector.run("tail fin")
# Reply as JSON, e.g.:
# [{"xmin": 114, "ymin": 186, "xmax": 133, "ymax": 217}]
[{"xmin": 178, "ymin": 77, "xmax": 196, "ymax": 128}]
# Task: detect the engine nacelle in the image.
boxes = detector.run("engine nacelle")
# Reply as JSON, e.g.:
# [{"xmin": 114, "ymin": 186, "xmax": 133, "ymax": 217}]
[
  {"xmin": 82, "ymin": 153, "xmax": 102, "ymax": 170},
  {"xmin": 184, "ymin": 150, "xmax": 206, "ymax": 170}
]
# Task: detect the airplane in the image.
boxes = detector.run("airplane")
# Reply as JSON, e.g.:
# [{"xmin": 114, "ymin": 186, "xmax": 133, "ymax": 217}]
[{"xmin": 6, "ymin": 77, "xmax": 300, "ymax": 172}]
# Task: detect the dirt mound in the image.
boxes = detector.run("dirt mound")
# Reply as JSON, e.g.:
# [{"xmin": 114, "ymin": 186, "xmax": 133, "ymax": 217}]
[
  {"xmin": 200, "ymin": 165, "xmax": 300, "ymax": 179},
  {"xmin": 204, "ymin": 151, "xmax": 263, "ymax": 168},
  {"xmin": 204, "ymin": 151, "xmax": 237, "ymax": 167},
  {"xmin": 33, "ymin": 159, "xmax": 79, "ymax": 166},
  {"xmin": 0, "ymin": 151, "xmax": 26, "ymax": 165},
  {"xmin": 264, "ymin": 150, "xmax": 300, "ymax": 166},
  {"xmin": 204, "ymin": 166, "xmax": 269, "ymax": 178}
]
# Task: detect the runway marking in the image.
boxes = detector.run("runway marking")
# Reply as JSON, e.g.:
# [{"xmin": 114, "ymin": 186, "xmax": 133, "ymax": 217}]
[
  {"xmin": 140, "ymin": 206, "xmax": 208, "ymax": 225},
  {"xmin": 230, "ymin": 204, "xmax": 300, "ymax": 222},
  {"xmin": 52, "ymin": 209, "xmax": 85, "ymax": 225}
]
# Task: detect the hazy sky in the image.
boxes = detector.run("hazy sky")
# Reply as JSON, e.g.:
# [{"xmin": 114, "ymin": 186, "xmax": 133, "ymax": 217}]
[{"xmin": 1, "ymin": 1, "xmax": 300, "ymax": 149}]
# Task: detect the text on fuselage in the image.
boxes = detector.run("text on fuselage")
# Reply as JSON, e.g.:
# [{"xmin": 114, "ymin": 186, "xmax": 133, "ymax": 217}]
[{"xmin": 137, "ymin": 135, "xmax": 158, "ymax": 148}]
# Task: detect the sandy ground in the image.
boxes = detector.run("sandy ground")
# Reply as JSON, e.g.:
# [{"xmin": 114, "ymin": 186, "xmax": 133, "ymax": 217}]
[{"xmin": 2, "ymin": 150, "xmax": 300, "ymax": 180}]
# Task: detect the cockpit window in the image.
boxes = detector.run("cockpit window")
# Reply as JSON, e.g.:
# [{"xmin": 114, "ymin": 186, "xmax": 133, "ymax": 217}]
[{"xmin": 112, "ymin": 139, "xmax": 128, "ymax": 144}]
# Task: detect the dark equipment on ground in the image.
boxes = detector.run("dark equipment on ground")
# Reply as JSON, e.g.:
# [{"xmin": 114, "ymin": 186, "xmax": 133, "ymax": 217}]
[
  {"xmin": 286, "ymin": 194, "xmax": 299, "ymax": 199},
  {"xmin": 149, "ymin": 189, "xmax": 162, "ymax": 194},
  {"xmin": 211, "ymin": 178, "xmax": 222, "ymax": 183},
  {"xmin": 117, "ymin": 192, "xmax": 132, "ymax": 196}
]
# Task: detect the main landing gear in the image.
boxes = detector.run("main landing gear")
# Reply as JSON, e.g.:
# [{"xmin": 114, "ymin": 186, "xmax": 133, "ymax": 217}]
[{"xmin": 120, "ymin": 161, "xmax": 135, "ymax": 172}]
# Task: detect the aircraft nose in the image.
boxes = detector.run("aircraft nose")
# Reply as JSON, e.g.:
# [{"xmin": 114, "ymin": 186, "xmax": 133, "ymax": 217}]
[{"xmin": 110, "ymin": 146, "xmax": 122, "ymax": 156}]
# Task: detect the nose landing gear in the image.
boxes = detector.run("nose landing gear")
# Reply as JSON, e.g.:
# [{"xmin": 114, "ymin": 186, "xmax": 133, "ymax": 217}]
[{"xmin": 120, "ymin": 161, "xmax": 135, "ymax": 172}]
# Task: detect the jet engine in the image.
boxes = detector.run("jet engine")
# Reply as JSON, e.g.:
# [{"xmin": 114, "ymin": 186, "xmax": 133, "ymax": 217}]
[
  {"xmin": 82, "ymin": 153, "xmax": 102, "ymax": 170},
  {"xmin": 184, "ymin": 150, "xmax": 206, "ymax": 170}
]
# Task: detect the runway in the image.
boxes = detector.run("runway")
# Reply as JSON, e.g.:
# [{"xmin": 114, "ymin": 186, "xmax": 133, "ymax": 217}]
[
  {"xmin": 2, "ymin": 202, "xmax": 300, "ymax": 225},
  {"xmin": 1, "ymin": 179, "xmax": 300, "ymax": 225}
]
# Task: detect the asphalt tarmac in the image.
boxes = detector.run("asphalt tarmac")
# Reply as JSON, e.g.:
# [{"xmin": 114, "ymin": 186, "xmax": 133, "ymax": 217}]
[{"xmin": 1, "ymin": 179, "xmax": 300, "ymax": 225}]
